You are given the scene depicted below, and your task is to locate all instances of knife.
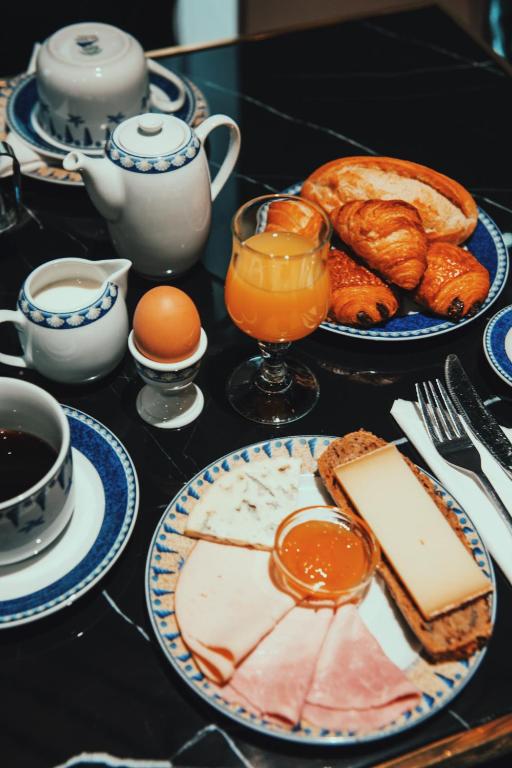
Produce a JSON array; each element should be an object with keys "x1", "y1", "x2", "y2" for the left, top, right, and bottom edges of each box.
[{"x1": 445, "y1": 354, "x2": 512, "y2": 482}]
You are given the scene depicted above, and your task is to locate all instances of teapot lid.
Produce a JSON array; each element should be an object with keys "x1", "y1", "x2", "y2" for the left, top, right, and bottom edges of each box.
[
  {"x1": 107, "y1": 114, "x2": 201, "y2": 173},
  {"x1": 45, "y1": 22, "x2": 135, "y2": 67},
  {"x1": 114, "y1": 114, "x2": 190, "y2": 157}
]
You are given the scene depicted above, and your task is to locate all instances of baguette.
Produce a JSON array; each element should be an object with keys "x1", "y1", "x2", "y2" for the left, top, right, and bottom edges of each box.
[
  {"x1": 317, "y1": 431, "x2": 493, "y2": 661},
  {"x1": 301, "y1": 156, "x2": 478, "y2": 245}
]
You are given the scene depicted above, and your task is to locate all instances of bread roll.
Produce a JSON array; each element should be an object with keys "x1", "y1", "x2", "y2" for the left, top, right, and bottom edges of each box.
[{"x1": 301, "y1": 156, "x2": 478, "y2": 244}]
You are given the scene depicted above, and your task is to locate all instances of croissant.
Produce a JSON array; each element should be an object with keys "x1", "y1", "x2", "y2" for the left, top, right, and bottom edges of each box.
[
  {"x1": 265, "y1": 198, "x2": 326, "y2": 241},
  {"x1": 328, "y1": 248, "x2": 399, "y2": 327},
  {"x1": 335, "y1": 199, "x2": 427, "y2": 290},
  {"x1": 414, "y1": 242, "x2": 490, "y2": 320},
  {"x1": 301, "y1": 156, "x2": 478, "y2": 244}
]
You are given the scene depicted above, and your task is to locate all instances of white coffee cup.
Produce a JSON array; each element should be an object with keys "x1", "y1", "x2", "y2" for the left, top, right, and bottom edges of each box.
[
  {"x1": 0, "y1": 378, "x2": 74, "y2": 565},
  {"x1": 35, "y1": 22, "x2": 185, "y2": 151}
]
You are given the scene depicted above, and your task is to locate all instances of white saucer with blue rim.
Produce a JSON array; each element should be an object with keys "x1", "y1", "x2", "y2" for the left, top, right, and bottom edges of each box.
[
  {"x1": 484, "y1": 305, "x2": 512, "y2": 387},
  {"x1": 6, "y1": 66, "x2": 198, "y2": 162},
  {"x1": 0, "y1": 406, "x2": 138, "y2": 628}
]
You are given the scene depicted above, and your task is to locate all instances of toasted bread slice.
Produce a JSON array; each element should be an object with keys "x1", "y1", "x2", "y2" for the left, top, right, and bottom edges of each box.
[{"x1": 317, "y1": 431, "x2": 493, "y2": 661}]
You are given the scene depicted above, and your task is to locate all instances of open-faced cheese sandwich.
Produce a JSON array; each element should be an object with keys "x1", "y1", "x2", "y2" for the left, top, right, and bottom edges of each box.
[{"x1": 317, "y1": 431, "x2": 493, "y2": 661}]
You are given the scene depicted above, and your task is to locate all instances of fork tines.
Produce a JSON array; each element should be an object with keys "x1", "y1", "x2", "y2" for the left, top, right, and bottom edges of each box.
[{"x1": 415, "y1": 379, "x2": 466, "y2": 444}]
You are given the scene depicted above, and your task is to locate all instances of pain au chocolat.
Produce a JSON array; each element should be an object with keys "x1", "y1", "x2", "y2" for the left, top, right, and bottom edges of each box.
[
  {"x1": 328, "y1": 248, "x2": 398, "y2": 326},
  {"x1": 301, "y1": 156, "x2": 478, "y2": 245},
  {"x1": 414, "y1": 241, "x2": 491, "y2": 320}
]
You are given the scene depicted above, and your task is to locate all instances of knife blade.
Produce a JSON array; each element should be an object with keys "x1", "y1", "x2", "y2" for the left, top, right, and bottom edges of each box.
[{"x1": 445, "y1": 353, "x2": 512, "y2": 481}]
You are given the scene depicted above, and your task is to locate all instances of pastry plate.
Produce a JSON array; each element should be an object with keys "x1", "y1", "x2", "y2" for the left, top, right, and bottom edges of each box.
[
  {"x1": 145, "y1": 435, "x2": 495, "y2": 746},
  {"x1": 284, "y1": 182, "x2": 509, "y2": 341},
  {"x1": 0, "y1": 70, "x2": 209, "y2": 186},
  {"x1": 484, "y1": 305, "x2": 512, "y2": 387},
  {"x1": 0, "y1": 406, "x2": 138, "y2": 628}
]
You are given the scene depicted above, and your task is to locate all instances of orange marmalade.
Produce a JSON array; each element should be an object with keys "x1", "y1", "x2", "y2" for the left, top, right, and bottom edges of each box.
[
  {"x1": 272, "y1": 506, "x2": 380, "y2": 605},
  {"x1": 280, "y1": 519, "x2": 368, "y2": 592}
]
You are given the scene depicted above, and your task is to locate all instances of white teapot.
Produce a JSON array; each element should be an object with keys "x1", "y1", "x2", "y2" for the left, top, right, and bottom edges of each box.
[{"x1": 63, "y1": 113, "x2": 241, "y2": 277}]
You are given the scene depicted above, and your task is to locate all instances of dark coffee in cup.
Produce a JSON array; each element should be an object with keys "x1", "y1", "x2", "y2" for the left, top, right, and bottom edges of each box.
[
  {"x1": 0, "y1": 429, "x2": 58, "y2": 503},
  {"x1": 0, "y1": 378, "x2": 74, "y2": 565}
]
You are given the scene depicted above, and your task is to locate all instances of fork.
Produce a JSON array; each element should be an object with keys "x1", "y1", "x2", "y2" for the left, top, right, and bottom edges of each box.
[{"x1": 415, "y1": 378, "x2": 512, "y2": 538}]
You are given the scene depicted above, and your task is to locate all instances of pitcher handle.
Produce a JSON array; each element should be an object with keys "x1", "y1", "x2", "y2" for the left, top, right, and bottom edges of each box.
[
  {"x1": 194, "y1": 115, "x2": 241, "y2": 202},
  {"x1": 0, "y1": 141, "x2": 22, "y2": 231},
  {"x1": 0, "y1": 310, "x2": 29, "y2": 368}
]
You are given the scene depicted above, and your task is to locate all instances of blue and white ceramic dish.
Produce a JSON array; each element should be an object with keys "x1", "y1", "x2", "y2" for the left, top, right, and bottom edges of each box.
[
  {"x1": 484, "y1": 305, "x2": 512, "y2": 387},
  {"x1": 146, "y1": 435, "x2": 495, "y2": 746},
  {"x1": 0, "y1": 406, "x2": 138, "y2": 628},
  {"x1": 284, "y1": 182, "x2": 508, "y2": 341},
  {"x1": 6, "y1": 70, "x2": 197, "y2": 161}
]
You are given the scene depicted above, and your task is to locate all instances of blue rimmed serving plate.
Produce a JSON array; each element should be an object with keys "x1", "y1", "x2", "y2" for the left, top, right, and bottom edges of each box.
[
  {"x1": 145, "y1": 435, "x2": 495, "y2": 746},
  {"x1": 0, "y1": 406, "x2": 139, "y2": 627},
  {"x1": 284, "y1": 182, "x2": 508, "y2": 341}
]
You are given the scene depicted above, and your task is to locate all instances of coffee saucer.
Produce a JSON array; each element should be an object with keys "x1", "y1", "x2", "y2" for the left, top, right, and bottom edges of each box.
[
  {"x1": 6, "y1": 66, "x2": 202, "y2": 162},
  {"x1": 484, "y1": 305, "x2": 512, "y2": 387},
  {"x1": 0, "y1": 406, "x2": 138, "y2": 628}
]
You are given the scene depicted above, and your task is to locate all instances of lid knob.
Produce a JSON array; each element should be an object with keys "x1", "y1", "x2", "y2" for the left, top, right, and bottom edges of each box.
[{"x1": 137, "y1": 116, "x2": 164, "y2": 136}]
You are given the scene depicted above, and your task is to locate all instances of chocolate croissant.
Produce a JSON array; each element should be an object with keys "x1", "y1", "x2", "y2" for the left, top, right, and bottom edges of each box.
[
  {"x1": 335, "y1": 199, "x2": 428, "y2": 290},
  {"x1": 265, "y1": 199, "x2": 325, "y2": 241},
  {"x1": 414, "y1": 242, "x2": 490, "y2": 320},
  {"x1": 328, "y1": 248, "x2": 398, "y2": 327}
]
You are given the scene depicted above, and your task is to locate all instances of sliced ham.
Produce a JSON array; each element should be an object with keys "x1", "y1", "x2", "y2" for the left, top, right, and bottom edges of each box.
[
  {"x1": 304, "y1": 604, "x2": 421, "y2": 732},
  {"x1": 220, "y1": 607, "x2": 333, "y2": 724},
  {"x1": 175, "y1": 541, "x2": 295, "y2": 683}
]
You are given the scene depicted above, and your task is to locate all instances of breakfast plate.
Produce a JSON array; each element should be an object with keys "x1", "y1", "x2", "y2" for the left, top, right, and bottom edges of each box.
[
  {"x1": 146, "y1": 435, "x2": 495, "y2": 745},
  {"x1": 0, "y1": 406, "x2": 138, "y2": 627},
  {"x1": 284, "y1": 182, "x2": 509, "y2": 341},
  {"x1": 0, "y1": 71, "x2": 209, "y2": 186},
  {"x1": 484, "y1": 305, "x2": 512, "y2": 387}
]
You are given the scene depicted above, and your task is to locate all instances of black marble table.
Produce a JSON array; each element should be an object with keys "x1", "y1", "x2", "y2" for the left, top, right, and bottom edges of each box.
[{"x1": 1, "y1": 5, "x2": 512, "y2": 767}]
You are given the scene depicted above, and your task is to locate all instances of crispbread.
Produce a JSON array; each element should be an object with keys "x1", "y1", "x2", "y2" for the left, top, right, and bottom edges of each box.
[
  {"x1": 185, "y1": 456, "x2": 300, "y2": 550},
  {"x1": 317, "y1": 431, "x2": 493, "y2": 661}
]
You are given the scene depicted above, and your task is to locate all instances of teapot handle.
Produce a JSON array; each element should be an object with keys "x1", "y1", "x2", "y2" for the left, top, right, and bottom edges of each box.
[
  {"x1": 194, "y1": 115, "x2": 241, "y2": 202},
  {"x1": 0, "y1": 310, "x2": 29, "y2": 368}
]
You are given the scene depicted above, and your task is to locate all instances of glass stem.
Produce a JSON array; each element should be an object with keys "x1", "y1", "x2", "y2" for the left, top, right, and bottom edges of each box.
[{"x1": 256, "y1": 342, "x2": 292, "y2": 394}]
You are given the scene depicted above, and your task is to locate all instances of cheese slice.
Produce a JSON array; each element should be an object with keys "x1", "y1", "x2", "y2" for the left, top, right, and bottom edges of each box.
[
  {"x1": 185, "y1": 456, "x2": 300, "y2": 549},
  {"x1": 335, "y1": 444, "x2": 491, "y2": 620}
]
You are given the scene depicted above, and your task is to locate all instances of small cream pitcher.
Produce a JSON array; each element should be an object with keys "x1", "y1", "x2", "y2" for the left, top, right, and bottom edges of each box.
[{"x1": 0, "y1": 257, "x2": 130, "y2": 383}]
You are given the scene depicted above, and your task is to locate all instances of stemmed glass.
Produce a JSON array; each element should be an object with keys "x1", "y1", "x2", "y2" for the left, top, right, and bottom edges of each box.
[{"x1": 225, "y1": 194, "x2": 331, "y2": 424}]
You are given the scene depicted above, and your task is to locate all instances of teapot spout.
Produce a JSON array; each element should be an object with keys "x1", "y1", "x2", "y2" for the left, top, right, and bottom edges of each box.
[
  {"x1": 96, "y1": 258, "x2": 131, "y2": 297},
  {"x1": 63, "y1": 151, "x2": 124, "y2": 222}
]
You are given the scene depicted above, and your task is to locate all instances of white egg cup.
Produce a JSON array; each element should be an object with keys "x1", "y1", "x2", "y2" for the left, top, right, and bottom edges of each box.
[{"x1": 128, "y1": 328, "x2": 207, "y2": 429}]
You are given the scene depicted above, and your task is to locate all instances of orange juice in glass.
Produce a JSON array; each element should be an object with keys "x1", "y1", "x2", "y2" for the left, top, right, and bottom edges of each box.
[{"x1": 225, "y1": 195, "x2": 331, "y2": 425}]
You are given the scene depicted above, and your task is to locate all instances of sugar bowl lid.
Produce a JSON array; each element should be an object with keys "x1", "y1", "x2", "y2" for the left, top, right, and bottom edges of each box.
[{"x1": 44, "y1": 22, "x2": 137, "y2": 66}]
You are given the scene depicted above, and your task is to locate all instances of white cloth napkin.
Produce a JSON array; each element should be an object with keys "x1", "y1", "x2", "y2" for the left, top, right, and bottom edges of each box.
[{"x1": 391, "y1": 398, "x2": 512, "y2": 584}]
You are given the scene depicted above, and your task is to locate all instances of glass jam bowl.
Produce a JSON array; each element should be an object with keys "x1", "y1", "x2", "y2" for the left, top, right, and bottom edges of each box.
[{"x1": 271, "y1": 505, "x2": 380, "y2": 607}]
